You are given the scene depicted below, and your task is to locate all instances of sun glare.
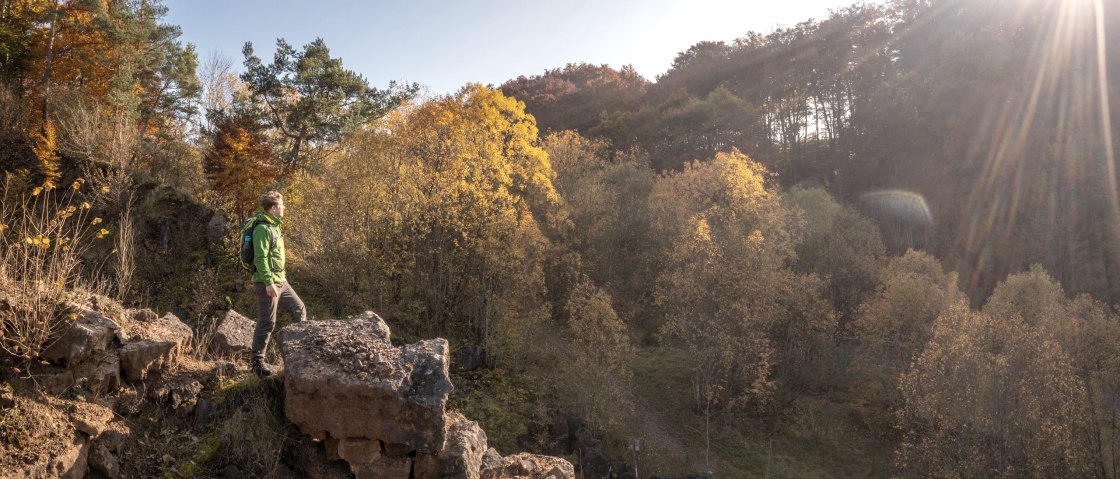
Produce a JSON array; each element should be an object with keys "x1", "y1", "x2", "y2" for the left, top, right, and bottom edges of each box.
[{"x1": 955, "y1": 0, "x2": 1113, "y2": 291}]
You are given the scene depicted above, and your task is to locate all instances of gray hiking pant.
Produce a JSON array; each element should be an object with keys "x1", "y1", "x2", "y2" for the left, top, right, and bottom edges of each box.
[{"x1": 252, "y1": 280, "x2": 306, "y2": 363}]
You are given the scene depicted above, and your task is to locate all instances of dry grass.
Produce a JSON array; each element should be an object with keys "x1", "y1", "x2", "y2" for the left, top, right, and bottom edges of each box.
[{"x1": 210, "y1": 374, "x2": 291, "y2": 476}]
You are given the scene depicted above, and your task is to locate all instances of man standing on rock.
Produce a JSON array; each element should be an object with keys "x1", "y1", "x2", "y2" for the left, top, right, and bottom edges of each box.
[{"x1": 251, "y1": 191, "x2": 305, "y2": 376}]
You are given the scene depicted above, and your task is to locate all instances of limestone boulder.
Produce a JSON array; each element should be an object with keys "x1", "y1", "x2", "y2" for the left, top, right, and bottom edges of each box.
[
  {"x1": 119, "y1": 313, "x2": 192, "y2": 381},
  {"x1": 480, "y1": 453, "x2": 575, "y2": 479},
  {"x1": 149, "y1": 377, "x2": 203, "y2": 411},
  {"x1": 280, "y1": 313, "x2": 453, "y2": 476},
  {"x1": 42, "y1": 306, "x2": 119, "y2": 366},
  {"x1": 211, "y1": 310, "x2": 254, "y2": 359},
  {"x1": 481, "y1": 448, "x2": 503, "y2": 471},
  {"x1": 414, "y1": 412, "x2": 489, "y2": 479}
]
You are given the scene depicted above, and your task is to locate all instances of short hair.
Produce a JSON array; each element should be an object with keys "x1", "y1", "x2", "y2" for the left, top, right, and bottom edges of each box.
[{"x1": 260, "y1": 191, "x2": 283, "y2": 211}]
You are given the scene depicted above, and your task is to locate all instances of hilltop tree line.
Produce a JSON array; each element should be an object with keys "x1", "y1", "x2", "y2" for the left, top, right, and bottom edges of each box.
[
  {"x1": 2, "y1": 0, "x2": 1120, "y2": 477},
  {"x1": 502, "y1": 0, "x2": 1120, "y2": 306}
]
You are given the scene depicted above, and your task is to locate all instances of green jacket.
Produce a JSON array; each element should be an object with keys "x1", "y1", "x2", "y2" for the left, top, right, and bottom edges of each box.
[{"x1": 251, "y1": 212, "x2": 286, "y2": 285}]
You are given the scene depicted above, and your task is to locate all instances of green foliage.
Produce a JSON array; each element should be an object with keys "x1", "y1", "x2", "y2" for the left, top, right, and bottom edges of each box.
[
  {"x1": 206, "y1": 375, "x2": 290, "y2": 476},
  {"x1": 449, "y1": 368, "x2": 540, "y2": 454},
  {"x1": 850, "y1": 250, "x2": 960, "y2": 406},
  {"x1": 542, "y1": 131, "x2": 657, "y2": 332},
  {"x1": 241, "y1": 37, "x2": 418, "y2": 173}
]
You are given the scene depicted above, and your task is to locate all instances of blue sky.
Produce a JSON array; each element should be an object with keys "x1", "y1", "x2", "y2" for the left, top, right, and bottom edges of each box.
[{"x1": 165, "y1": 0, "x2": 869, "y2": 95}]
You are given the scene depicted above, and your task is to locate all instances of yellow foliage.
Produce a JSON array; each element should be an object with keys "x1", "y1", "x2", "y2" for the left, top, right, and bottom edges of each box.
[
  {"x1": 30, "y1": 121, "x2": 61, "y2": 189},
  {"x1": 652, "y1": 149, "x2": 832, "y2": 411},
  {"x1": 289, "y1": 85, "x2": 558, "y2": 360}
]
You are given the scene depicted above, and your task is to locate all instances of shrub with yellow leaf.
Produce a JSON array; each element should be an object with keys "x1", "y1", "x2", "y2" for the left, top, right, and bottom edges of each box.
[{"x1": 0, "y1": 176, "x2": 107, "y2": 360}]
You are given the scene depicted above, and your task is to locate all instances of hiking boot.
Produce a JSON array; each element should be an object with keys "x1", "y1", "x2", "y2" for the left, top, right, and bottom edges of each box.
[{"x1": 251, "y1": 360, "x2": 274, "y2": 377}]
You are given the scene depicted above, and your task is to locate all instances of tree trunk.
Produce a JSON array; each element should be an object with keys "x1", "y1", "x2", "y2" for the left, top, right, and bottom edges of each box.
[
  {"x1": 40, "y1": 0, "x2": 60, "y2": 131},
  {"x1": 287, "y1": 124, "x2": 307, "y2": 173}
]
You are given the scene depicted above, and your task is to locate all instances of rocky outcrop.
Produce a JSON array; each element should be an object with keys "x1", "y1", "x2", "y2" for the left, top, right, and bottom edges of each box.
[
  {"x1": 211, "y1": 309, "x2": 254, "y2": 359},
  {"x1": 42, "y1": 305, "x2": 120, "y2": 366},
  {"x1": 281, "y1": 312, "x2": 454, "y2": 477},
  {"x1": 281, "y1": 312, "x2": 573, "y2": 479},
  {"x1": 119, "y1": 312, "x2": 192, "y2": 381},
  {"x1": 453, "y1": 344, "x2": 486, "y2": 372},
  {"x1": 481, "y1": 453, "x2": 576, "y2": 479},
  {"x1": 414, "y1": 412, "x2": 489, "y2": 479}
]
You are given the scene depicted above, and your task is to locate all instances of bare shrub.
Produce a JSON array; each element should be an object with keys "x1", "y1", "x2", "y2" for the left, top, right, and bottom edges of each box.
[
  {"x1": 52, "y1": 90, "x2": 113, "y2": 162},
  {"x1": 113, "y1": 198, "x2": 135, "y2": 299},
  {"x1": 0, "y1": 177, "x2": 109, "y2": 360}
]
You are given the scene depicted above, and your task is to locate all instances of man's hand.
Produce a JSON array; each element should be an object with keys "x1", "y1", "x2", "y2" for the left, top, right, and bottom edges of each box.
[{"x1": 266, "y1": 284, "x2": 279, "y2": 298}]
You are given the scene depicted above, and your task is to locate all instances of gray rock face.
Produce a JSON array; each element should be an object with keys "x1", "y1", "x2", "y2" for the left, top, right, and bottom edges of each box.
[
  {"x1": 480, "y1": 453, "x2": 575, "y2": 479},
  {"x1": 42, "y1": 306, "x2": 119, "y2": 366},
  {"x1": 119, "y1": 313, "x2": 192, "y2": 381},
  {"x1": 281, "y1": 313, "x2": 454, "y2": 477},
  {"x1": 73, "y1": 352, "x2": 120, "y2": 396},
  {"x1": 414, "y1": 412, "x2": 489, "y2": 479},
  {"x1": 481, "y1": 448, "x2": 503, "y2": 471},
  {"x1": 211, "y1": 310, "x2": 254, "y2": 359},
  {"x1": 149, "y1": 378, "x2": 203, "y2": 411}
]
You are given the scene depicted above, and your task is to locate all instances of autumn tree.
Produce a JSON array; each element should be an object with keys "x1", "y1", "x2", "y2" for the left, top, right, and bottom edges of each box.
[
  {"x1": 652, "y1": 149, "x2": 834, "y2": 411},
  {"x1": 785, "y1": 186, "x2": 885, "y2": 326},
  {"x1": 542, "y1": 131, "x2": 657, "y2": 330},
  {"x1": 202, "y1": 114, "x2": 279, "y2": 219},
  {"x1": 288, "y1": 85, "x2": 559, "y2": 364},
  {"x1": 501, "y1": 62, "x2": 648, "y2": 137},
  {"x1": 897, "y1": 304, "x2": 1093, "y2": 478},
  {"x1": 1049, "y1": 295, "x2": 1120, "y2": 477},
  {"x1": 241, "y1": 37, "x2": 417, "y2": 174},
  {"x1": 981, "y1": 263, "x2": 1066, "y2": 328},
  {"x1": 850, "y1": 250, "x2": 960, "y2": 406}
]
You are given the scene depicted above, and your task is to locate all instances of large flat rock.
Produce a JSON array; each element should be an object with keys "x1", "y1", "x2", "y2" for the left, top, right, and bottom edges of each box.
[{"x1": 280, "y1": 313, "x2": 454, "y2": 475}]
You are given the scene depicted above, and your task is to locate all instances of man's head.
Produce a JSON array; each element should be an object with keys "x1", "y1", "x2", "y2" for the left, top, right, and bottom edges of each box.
[{"x1": 260, "y1": 191, "x2": 285, "y2": 218}]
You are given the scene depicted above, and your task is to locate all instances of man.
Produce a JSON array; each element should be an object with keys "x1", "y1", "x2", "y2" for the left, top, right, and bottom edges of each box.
[{"x1": 250, "y1": 191, "x2": 305, "y2": 376}]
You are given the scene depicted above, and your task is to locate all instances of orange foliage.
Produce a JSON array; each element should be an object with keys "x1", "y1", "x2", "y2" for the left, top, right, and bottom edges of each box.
[{"x1": 203, "y1": 116, "x2": 279, "y2": 218}]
